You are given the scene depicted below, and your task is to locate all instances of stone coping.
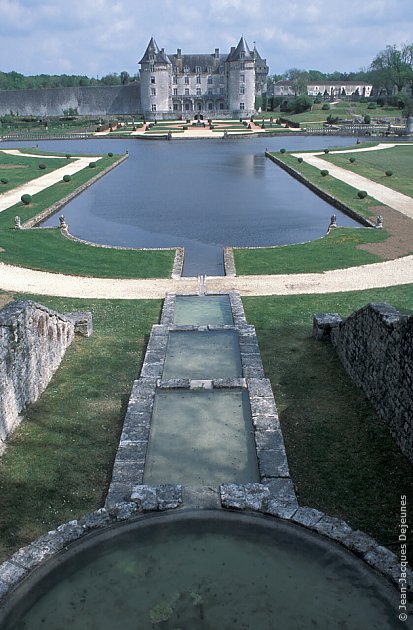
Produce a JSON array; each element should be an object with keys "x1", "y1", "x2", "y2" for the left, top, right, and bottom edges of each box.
[{"x1": 0, "y1": 494, "x2": 411, "y2": 608}]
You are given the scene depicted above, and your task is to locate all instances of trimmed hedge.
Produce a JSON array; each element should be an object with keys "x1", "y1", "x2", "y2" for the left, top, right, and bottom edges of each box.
[
  {"x1": 89, "y1": 162, "x2": 97, "y2": 168},
  {"x1": 38, "y1": 163, "x2": 46, "y2": 170},
  {"x1": 385, "y1": 170, "x2": 393, "y2": 176},
  {"x1": 21, "y1": 194, "x2": 32, "y2": 205},
  {"x1": 1, "y1": 177, "x2": 9, "y2": 184},
  {"x1": 63, "y1": 174, "x2": 72, "y2": 182},
  {"x1": 320, "y1": 169, "x2": 329, "y2": 177},
  {"x1": 357, "y1": 190, "x2": 368, "y2": 199}
]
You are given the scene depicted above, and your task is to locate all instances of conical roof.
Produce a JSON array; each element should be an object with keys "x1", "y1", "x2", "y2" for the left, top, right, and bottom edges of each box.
[
  {"x1": 226, "y1": 36, "x2": 253, "y2": 62},
  {"x1": 139, "y1": 37, "x2": 171, "y2": 64}
]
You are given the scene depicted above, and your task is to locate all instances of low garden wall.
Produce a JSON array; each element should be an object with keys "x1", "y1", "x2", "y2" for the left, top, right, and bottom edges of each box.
[
  {"x1": 0, "y1": 300, "x2": 92, "y2": 453},
  {"x1": 313, "y1": 303, "x2": 413, "y2": 463}
]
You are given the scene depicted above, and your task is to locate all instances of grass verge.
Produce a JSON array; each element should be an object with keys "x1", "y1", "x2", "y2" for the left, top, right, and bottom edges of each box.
[
  {"x1": 0, "y1": 293, "x2": 162, "y2": 563},
  {"x1": 243, "y1": 284, "x2": 413, "y2": 562},
  {"x1": 234, "y1": 227, "x2": 387, "y2": 275},
  {"x1": 0, "y1": 150, "x2": 175, "y2": 278}
]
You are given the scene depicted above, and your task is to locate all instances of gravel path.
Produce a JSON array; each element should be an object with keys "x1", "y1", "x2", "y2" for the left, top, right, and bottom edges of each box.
[{"x1": 1, "y1": 256, "x2": 412, "y2": 298}]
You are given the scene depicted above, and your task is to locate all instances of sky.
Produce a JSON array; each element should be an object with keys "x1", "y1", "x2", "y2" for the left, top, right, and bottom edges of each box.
[{"x1": 1, "y1": 0, "x2": 413, "y2": 78}]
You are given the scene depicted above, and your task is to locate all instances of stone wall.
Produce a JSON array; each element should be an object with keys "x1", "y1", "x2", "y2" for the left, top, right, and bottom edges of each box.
[
  {"x1": 0, "y1": 300, "x2": 92, "y2": 453},
  {"x1": 0, "y1": 84, "x2": 141, "y2": 117},
  {"x1": 314, "y1": 303, "x2": 413, "y2": 462}
]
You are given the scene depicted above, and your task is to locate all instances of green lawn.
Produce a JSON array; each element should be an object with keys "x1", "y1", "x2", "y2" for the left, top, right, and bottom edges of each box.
[
  {"x1": 0, "y1": 149, "x2": 75, "y2": 192},
  {"x1": 0, "y1": 150, "x2": 175, "y2": 278},
  {"x1": 234, "y1": 227, "x2": 386, "y2": 275},
  {"x1": 322, "y1": 144, "x2": 413, "y2": 197},
  {"x1": 264, "y1": 101, "x2": 403, "y2": 125},
  {"x1": 0, "y1": 294, "x2": 162, "y2": 563},
  {"x1": 243, "y1": 284, "x2": 413, "y2": 562}
]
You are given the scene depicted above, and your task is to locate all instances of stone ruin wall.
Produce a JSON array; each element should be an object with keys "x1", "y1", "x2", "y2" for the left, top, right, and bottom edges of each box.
[
  {"x1": 0, "y1": 300, "x2": 92, "y2": 453},
  {"x1": 315, "y1": 303, "x2": 413, "y2": 463}
]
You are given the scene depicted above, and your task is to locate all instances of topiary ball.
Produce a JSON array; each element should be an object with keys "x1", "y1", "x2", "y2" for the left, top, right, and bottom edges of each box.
[
  {"x1": 324, "y1": 149, "x2": 329, "y2": 154},
  {"x1": 297, "y1": 157, "x2": 303, "y2": 163},
  {"x1": 385, "y1": 170, "x2": 393, "y2": 176},
  {"x1": 21, "y1": 194, "x2": 32, "y2": 205},
  {"x1": 357, "y1": 190, "x2": 368, "y2": 199},
  {"x1": 108, "y1": 152, "x2": 113, "y2": 157},
  {"x1": 280, "y1": 148, "x2": 286, "y2": 153},
  {"x1": 1, "y1": 177, "x2": 9, "y2": 184},
  {"x1": 63, "y1": 174, "x2": 71, "y2": 182},
  {"x1": 66, "y1": 154, "x2": 71, "y2": 159},
  {"x1": 349, "y1": 157, "x2": 356, "y2": 163},
  {"x1": 320, "y1": 169, "x2": 329, "y2": 177},
  {"x1": 89, "y1": 162, "x2": 97, "y2": 168},
  {"x1": 38, "y1": 163, "x2": 46, "y2": 169}
]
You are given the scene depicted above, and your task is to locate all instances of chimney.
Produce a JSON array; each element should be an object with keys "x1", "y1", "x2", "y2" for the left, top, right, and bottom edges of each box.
[
  {"x1": 215, "y1": 48, "x2": 219, "y2": 58},
  {"x1": 230, "y1": 47, "x2": 235, "y2": 54},
  {"x1": 177, "y1": 48, "x2": 182, "y2": 58}
]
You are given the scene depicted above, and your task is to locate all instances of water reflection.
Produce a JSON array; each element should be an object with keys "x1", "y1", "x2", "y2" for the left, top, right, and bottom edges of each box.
[{"x1": 1, "y1": 136, "x2": 361, "y2": 275}]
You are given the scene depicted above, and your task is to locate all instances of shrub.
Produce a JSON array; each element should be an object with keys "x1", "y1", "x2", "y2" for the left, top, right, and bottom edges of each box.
[
  {"x1": 182, "y1": 126, "x2": 188, "y2": 130},
  {"x1": 367, "y1": 102, "x2": 377, "y2": 109},
  {"x1": 385, "y1": 170, "x2": 393, "y2": 176},
  {"x1": 324, "y1": 149, "x2": 329, "y2": 154},
  {"x1": 108, "y1": 152, "x2": 113, "y2": 157},
  {"x1": 63, "y1": 174, "x2": 71, "y2": 182},
  {"x1": 349, "y1": 157, "x2": 356, "y2": 163},
  {"x1": 297, "y1": 157, "x2": 303, "y2": 163},
  {"x1": 363, "y1": 114, "x2": 371, "y2": 124},
  {"x1": 357, "y1": 190, "x2": 368, "y2": 199},
  {"x1": 322, "y1": 103, "x2": 330, "y2": 110},
  {"x1": 1, "y1": 177, "x2": 9, "y2": 184},
  {"x1": 38, "y1": 163, "x2": 46, "y2": 170},
  {"x1": 320, "y1": 169, "x2": 329, "y2": 177},
  {"x1": 21, "y1": 194, "x2": 32, "y2": 204},
  {"x1": 280, "y1": 148, "x2": 286, "y2": 153},
  {"x1": 65, "y1": 154, "x2": 71, "y2": 159},
  {"x1": 89, "y1": 162, "x2": 97, "y2": 168}
]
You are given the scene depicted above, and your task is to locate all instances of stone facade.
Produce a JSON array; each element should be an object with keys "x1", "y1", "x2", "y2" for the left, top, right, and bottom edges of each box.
[
  {"x1": 139, "y1": 36, "x2": 268, "y2": 119},
  {"x1": 0, "y1": 301, "x2": 92, "y2": 453},
  {"x1": 270, "y1": 80, "x2": 373, "y2": 98},
  {"x1": 313, "y1": 303, "x2": 413, "y2": 463}
]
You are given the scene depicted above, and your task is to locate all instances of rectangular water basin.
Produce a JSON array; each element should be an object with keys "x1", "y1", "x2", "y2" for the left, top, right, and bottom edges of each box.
[
  {"x1": 143, "y1": 388, "x2": 259, "y2": 485},
  {"x1": 162, "y1": 330, "x2": 242, "y2": 379},
  {"x1": 174, "y1": 295, "x2": 234, "y2": 326}
]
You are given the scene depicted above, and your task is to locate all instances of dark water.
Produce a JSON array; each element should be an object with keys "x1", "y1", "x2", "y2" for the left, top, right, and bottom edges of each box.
[{"x1": 2, "y1": 136, "x2": 360, "y2": 275}]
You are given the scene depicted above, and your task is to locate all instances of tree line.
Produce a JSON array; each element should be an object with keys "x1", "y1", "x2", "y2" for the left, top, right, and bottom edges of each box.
[{"x1": 0, "y1": 70, "x2": 139, "y2": 91}]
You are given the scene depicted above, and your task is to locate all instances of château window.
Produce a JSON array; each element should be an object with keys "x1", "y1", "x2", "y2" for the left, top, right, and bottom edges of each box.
[
  {"x1": 151, "y1": 88, "x2": 156, "y2": 95},
  {"x1": 219, "y1": 66, "x2": 224, "y2": 74},
  {"x1": 240, "y1": 86, "x2": 245, "y2": 94},
  {"x1": 173, "y1": 75, "x2": 177, "y2": 84},
  {"x1": 240, "y1": 52, "x2": 245, "y2": 59},
  {"x1": 151, "y1": 104, "x2": 157, "y2": 111},
  {"x1": 207, "y1": 76, "x2": 213, "y2": 84},
  {"x1": 207, "y1": 66, "x2": 212, "y2": 73},
  {"x1": 150, "y1": 64, "x2": 155, "y2": 72},
  {"x1": 208, "y1": 89, "x2": 213, "y2": 95},
  {"x1": 196, "y1": 88, "x2": 201, "y2": 96},
  {"x1": 220, "y1": 87, "x2": 224, "y2": 95},
  {"x1": 184, "y1": 65, "x2": 189, "y2": 72},
  {"x1": 240, "y1": 62, "x2": 245, "y2": 71},
  {"x1": 185, "y1": 88, "x2": 189, "y2": 96},
  {"x1": 196, "y1": 75, "x2": 201, "y2": 84},
  {"x1": 151, "y1": 76, "x2": 156, "y2": 84},
  {"x1": 208, "y1": 102, "x2": 213, "y2": 110},
  {"x1": 195, "y1": 66, "x2": 201, "y2": 73},
  {"x1": 239, "y1": 102, "x2": 245, "y2": 110},
  {"x1": 184, "y1": 75, "x2": 189, "y2": 84},
  {"x1": 240, "y1": 74, "x2": 245, "y2": 83},
  {"x1": 149, "y1": 54, "x2": 154, "y2": 61},
  {"x1": 173, "y1": 88, "x2": 178, "y2": 95}
]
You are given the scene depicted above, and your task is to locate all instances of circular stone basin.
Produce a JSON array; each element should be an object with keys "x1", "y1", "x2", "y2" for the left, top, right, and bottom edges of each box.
[{"x1": 0, "y1": 511, "x2": 401, "y2": 629}]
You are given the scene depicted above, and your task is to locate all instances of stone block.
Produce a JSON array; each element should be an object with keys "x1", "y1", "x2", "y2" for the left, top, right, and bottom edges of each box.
[
  {"x1": 157, "y1": 484, "x2": 182, "y2": 510},
  {"x1": 78, "y1": 508, "x2": 112, "y2": 530},
  {"x1": 264, "y1": 478, "x2": 297, "y2": 505},
  {"x1": 313, "y1": 515, "x2": 353, "y2": 543},
  {"x1": 313, "y1": 313, "x2": 342, "y2": 340},
  {"x1": 244, "y1": 483, "x2": 270, "y2": 511},
  {"x1": 64, "y1": 311, "x2": 93, "y2": 337},
  {"x1": 254, "y1": 429, "x2": 284, "y2": 451},
  {"x1": 131, "y1": 485, "x2": 158, "y2": 511},
  {"x1": 252, "y1": 414, "x2": 280, "y2": 430},
  {"x1": 257, "y1": 450, "x2": 290, "y2": 478},
  {"x1": 266, "y1": 499, "x2": 297, "y2": 519},
  {"x1": 220, "y1": 483, "x2": 246, "y2": 510},
  {"x1": 56, "y1": 520, "x2": 85, "y2": 544},
  {"x1": 291, "y1": 507, "x2": 324, "y2": 528}
]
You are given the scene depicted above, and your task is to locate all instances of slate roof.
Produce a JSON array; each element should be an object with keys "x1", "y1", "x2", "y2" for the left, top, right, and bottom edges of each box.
[{"x1": 139, "y1": 37, "x2": 171, "y2": 64}]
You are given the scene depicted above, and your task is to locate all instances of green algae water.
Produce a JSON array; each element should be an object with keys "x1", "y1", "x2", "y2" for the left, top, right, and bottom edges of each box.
[
  {"x1": 1, "y1": 512, "x2": 404, "y2": 630},
  {"x1": 144, "y1": 388, "x2": 258, "y2": 485},
  {"x1": 162, "y1": 330, "x2": 242, "y2": 379},
  {"x1": 174, "y1": 295, "x2": 233, "y2": 325}
]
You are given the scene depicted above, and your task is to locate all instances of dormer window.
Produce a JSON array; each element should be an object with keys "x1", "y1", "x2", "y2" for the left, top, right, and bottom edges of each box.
[
  {"x1": 149, "y1": 53, "x2": 154, "y2": 61},
  {"x1": 240, "y1": 62, "x2": 245, "y2": 71},
  {"x1": 195, "y1": 66, "x2": 201, "y2": 73},
  {"x1": 240, "y1": 51, "x2": 245, "y2": 59},
  {"x1": 184, "y1": 65, "x2": 189, "y2": 72},
  {"x1": 207, "y1": 66, "x2": 212, "y2": 73},
  {"x1": 150, "y1": 64, "x2": 155, "y2": 72}
]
